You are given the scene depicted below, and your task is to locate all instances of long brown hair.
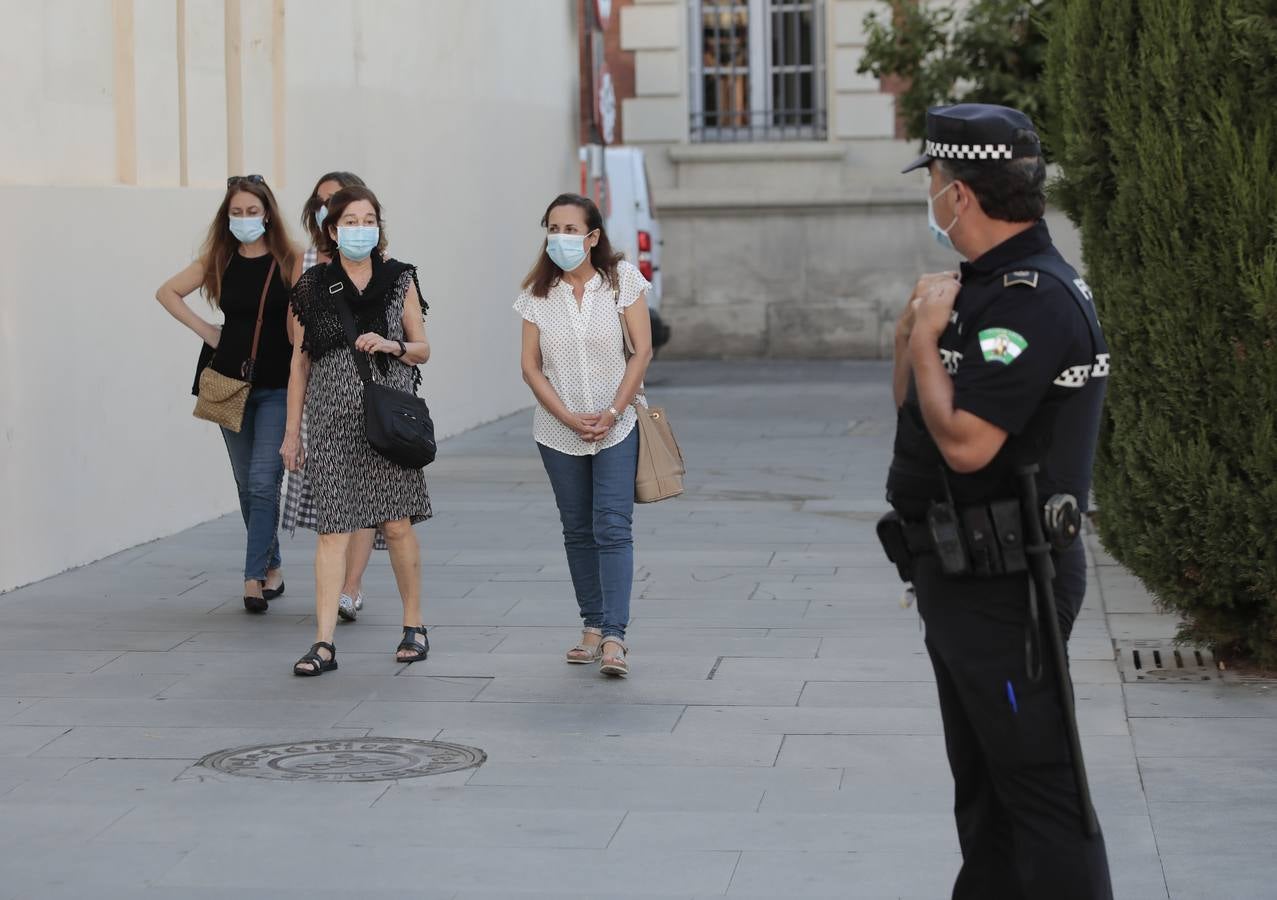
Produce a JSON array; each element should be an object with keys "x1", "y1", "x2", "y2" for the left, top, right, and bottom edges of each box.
[
  {"x1": 300, "y1": 170, "x2": 366, "y2": 249},
  {"x1": 521, "y1": 193, "x2": 624, "y2": 298},
  {"x1": 198, "y1": 176, "x2": 296, "y2": 305},
  {"x1": 318, "y1": 185, "x2": 389, "y2": 259}
]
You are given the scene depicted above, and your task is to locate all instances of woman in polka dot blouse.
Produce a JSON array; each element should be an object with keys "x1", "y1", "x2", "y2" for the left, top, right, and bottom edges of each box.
[{"x1": 514, "y1": 194, "x2": 654, "y2": 678}]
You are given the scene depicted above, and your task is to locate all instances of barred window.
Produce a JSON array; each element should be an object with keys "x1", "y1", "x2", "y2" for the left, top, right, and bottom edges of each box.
[{"x1": 690, "y1": 0, "x2": 826, "y2": 142}]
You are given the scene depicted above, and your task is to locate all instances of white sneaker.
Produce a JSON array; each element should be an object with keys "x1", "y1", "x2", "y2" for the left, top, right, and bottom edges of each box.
[
  {"x1": 338, "y1": 593, "x2": 359, "y2": 622},
  {"x1": 354, "y1": 591, "x2": 364, "y2": 612}
]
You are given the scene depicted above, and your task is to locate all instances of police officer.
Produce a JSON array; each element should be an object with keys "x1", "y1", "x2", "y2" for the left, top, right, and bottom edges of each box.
[{"x1": 886, "y1": 104, "x2": 1113, "y2": 899}]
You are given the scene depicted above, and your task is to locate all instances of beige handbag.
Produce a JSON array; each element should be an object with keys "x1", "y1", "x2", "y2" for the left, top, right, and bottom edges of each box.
[
  {"x1": 193, "y1": 258, "x2": 278, "y2": 432},
  {"x1": 618, "y1": 298, "x2": 685, "y2": 503}
]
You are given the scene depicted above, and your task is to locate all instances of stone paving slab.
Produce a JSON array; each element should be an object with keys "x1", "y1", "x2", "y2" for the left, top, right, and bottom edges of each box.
[{"x1": 0, "y1": 360, "x2": 1271, "y2": 896}]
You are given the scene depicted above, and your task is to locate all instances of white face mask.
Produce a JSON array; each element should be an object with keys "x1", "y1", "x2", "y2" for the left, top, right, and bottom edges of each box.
[
  {"x1": 546, "y1": 231, "x2": 594, "y2": 272},
  {"x1": 927, "y1": 181, "x2": 960, "y2": 251},
  {"x1": 229, "y1": 215, "x2": 266, "y2": 244}
]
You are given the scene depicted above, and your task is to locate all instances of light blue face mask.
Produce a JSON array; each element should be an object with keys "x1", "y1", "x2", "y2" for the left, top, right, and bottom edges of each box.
[
  {"x1": 229, "y1": 215, "x2": 266, "y2": 244},
  {"x1": 336, "y1": 225, "x2": 379, "y2": 261},
  {"x1": 314, "y1": 205, "x2": 328, "y2": 229},
  {"x1": 927, "y1": 182, "x2": 959, "y2": 252},
  {"x1": 546, "y1": 232, "x2": 594, "y2": 272}
]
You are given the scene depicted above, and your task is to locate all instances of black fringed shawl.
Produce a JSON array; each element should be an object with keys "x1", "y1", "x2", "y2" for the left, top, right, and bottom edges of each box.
[{"x1": 291, "y1": 254, "x2": 427, "y2": 387}]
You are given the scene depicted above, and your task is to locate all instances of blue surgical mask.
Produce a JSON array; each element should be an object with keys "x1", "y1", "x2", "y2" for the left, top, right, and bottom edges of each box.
[
  {"x1": 314, "y1": 205, "x2": 328, "y2": 229},
  {"x1": 927, "y1": 182, "x2": 959, "y2": 251},
  {"x1": 546, "y1": 232, "x2": 592, "y2": 272},
  {"x1": 229, "y1": 215, "x2": 266, "y2": 244},
  {"x1": 337, "y1": 225, "x2": 379, "y2": 261}
]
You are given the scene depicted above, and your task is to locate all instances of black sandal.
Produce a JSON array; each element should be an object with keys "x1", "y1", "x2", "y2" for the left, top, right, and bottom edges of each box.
[
  {"x1": 293, "y1": 641, "x2": 337, "y2": 677},
  {"x1": 263, "y1": 580, "x2": 285, "y2": 600},
  {"x1": 396, "y1": 626, "x2": 429, "y2": 663}
]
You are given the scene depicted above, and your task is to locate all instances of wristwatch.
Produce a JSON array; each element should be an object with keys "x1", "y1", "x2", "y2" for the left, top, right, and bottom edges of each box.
[
  {"x1": 608, "y1": 406, "x2": 620, "y2": 420},
  {"x1": 394, "y1": 339, "x2": 407, "y2": 358}
]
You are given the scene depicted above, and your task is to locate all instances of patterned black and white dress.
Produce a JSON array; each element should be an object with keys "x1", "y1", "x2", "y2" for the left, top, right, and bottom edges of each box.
[
  {"x1": 282, "y1": 248, "x2": 388, "y2": 547},
  {"x1": 292, "y1": 261, "x2": 431, "y2": 534}
]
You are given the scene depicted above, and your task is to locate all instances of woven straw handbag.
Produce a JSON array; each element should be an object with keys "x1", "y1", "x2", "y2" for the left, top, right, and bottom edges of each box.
[
  {"x1": 193, "y1": 258, "x2": 277, "y2": 433},
  {"x1": 618, "y1": 292, "x2": 685, "y2": 503}
]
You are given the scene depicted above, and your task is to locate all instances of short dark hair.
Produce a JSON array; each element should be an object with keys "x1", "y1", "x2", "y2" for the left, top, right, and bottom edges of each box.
[
  {"x1": 938, "y1": 146, "x2": 1046, "y2": 223},
  {"x1": 320, "y1": 185, "x2": 388, "y2": 258}
]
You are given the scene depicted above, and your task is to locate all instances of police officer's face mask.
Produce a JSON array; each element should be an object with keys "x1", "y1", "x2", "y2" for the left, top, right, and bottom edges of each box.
[{"x1": 928, "y1": 181, "x2": 960, "y2": 252}]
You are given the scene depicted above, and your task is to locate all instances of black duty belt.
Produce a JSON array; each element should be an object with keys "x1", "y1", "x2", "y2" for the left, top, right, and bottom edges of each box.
[{"x1": 879, "y1": 498, "x2": 1029, "y2": 580}]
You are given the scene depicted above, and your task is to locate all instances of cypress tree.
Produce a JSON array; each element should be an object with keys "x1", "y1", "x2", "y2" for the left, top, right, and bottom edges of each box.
[{"x1": 1047, "y1": 0, "x2": 1277, "y2": 664}]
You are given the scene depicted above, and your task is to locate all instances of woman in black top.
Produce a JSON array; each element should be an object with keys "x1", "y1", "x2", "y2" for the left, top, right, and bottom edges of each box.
[{"x1": 156, "y1": 176, "x2": 298, "y2": 613}]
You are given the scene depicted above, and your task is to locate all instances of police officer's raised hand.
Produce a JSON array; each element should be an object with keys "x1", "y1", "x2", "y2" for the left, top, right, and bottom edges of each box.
[
  {"x1": 898, "y1": 272, "x2": 960, "y2": 344},
  {"x1": 911, "y1": 275, "x2": 962, "y2": 343}
]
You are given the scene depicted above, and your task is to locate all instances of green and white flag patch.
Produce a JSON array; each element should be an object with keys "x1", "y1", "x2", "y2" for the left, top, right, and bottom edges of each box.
[{"x1": 978, "y1": 328, "x2": 1027, "y2": 365}]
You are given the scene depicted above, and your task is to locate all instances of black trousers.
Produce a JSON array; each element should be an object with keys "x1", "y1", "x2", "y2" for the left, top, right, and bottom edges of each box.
[{"x1": 914, "y1": 541, "x2": 1114, "y2": 900}]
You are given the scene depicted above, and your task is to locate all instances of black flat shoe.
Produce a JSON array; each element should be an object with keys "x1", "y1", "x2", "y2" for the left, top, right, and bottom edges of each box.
[
  {"x1": 293, "y1": 641, "x2": 337, "y2": 676},
  {"x1": 396, "y1": 626, "x2": 429, "y2": 663},
  {"x1": 263, "y1": 581, "x2": 285, "y2": 600},
  {"x1": 243, "y1": 594, "x2": 268, "y2": 614}
]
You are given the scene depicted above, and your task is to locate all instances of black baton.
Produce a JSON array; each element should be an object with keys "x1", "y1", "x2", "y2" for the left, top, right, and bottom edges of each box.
[{"x1": 1017, "y1": 464, "x2": 1101, "y2": 838}]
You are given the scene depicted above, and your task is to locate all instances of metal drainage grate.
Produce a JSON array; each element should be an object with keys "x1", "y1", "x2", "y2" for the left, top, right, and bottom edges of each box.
[
  {"x1": 1115, "y1": 640, "x2": 1218, "y2": 683},
  {"x1": 199, "y1": 738, "x2": 486, "y2": 783}
]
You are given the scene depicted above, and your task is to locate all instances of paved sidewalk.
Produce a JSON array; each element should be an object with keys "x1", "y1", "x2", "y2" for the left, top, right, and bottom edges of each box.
[{"x1": 0, "y1": 361, "x2": 1273, "y2": 898}]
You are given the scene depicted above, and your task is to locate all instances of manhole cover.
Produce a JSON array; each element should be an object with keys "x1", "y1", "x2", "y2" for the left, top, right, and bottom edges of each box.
[
  {"x1": 1115, "y1": 640, "x2": 1218, "y2": 683},
  {"x1": 198, "y1": 738, "x2": 486, "y2": 782}
]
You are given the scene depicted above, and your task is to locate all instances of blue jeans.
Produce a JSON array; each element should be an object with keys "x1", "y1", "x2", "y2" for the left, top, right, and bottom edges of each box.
[
  {"x1": 537, "y1": 428, "x2": 639, "y2": 640},
  {"x1": 221, "y1": 387, "x2": 287, "y2": 581}
]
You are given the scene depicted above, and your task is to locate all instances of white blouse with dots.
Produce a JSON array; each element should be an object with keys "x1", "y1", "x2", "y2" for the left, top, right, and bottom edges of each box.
[{"x1": 514, "y1": 260, "x2": 652, "y2": 456}]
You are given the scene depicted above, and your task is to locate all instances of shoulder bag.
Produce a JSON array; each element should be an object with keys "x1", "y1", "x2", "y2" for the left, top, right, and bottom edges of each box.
[
  {"x1": 192, "y1": 258, "x2": 277, "y2": 432},
  {"x1": 332, "y1": 285, "x2": 437, "y2": 469},
  {"x1": 616, "y1": 284, "x2": 685, "y2": 503}
]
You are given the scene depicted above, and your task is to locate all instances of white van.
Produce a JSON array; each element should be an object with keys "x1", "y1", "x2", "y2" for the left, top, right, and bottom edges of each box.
[{"x1": 604, "y1": 146, "x2": 670, "y2": 349}]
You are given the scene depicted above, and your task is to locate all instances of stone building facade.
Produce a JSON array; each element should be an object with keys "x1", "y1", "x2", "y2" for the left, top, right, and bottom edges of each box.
[{"x1": 591, "y1": 0, "x2": 972, "y2": 358}]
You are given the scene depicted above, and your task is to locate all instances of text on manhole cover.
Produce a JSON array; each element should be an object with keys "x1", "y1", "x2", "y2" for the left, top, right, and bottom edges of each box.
[{"x1": 198, "y1": 738, "x2": 486, "y2": 782}]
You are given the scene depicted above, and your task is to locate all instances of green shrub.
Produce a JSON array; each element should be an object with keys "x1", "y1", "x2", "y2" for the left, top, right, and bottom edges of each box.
[
  {"x1": 858, "y1": 0, "x2": 1052, "y2": 143},
  {"x1": 1047, "y1": 0, "x2": 1277, "y2": 664}
]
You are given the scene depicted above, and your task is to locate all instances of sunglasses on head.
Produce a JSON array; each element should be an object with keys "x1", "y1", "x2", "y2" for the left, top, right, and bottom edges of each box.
[{"x1": 227, "y1": 174, "x2": 265, "y2": 188}]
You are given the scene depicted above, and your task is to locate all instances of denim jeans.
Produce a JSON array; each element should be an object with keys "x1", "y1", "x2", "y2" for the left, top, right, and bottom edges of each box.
[
  {"x1": 537, "y1": 428, "x2": 639, "y2": 640},
  {"x1": 221, "y1": 387, "x2": 287, "y2": 581}
]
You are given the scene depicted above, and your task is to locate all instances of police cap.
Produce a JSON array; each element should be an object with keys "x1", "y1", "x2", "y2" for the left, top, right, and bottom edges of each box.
[{"x1": 902, "y1": 103, "x2": 1042, "y2": 174}]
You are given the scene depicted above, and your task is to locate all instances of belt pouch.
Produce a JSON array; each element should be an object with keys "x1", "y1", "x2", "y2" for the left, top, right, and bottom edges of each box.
[
  {"x1": 876, "y1": 512, "x2": 915, "y2": 582},
  {"x1": 989, "y1": 499, "x2": 1028, "y2": 573},
  {"x1": 961, "y1": 505, "x2": 1002, "y2": 577}
]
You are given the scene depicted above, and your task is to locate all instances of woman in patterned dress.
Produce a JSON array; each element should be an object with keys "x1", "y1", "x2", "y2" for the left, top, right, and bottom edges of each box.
[
  {"x1": 282, "y1": 170, "x2": 383, "y2": 623},
  {"x1": 281, "y1": 185, "x2": 433, "y2": 676},
  {"x1": 515, "y1": 194, "x2": 654, "y2": 678}
]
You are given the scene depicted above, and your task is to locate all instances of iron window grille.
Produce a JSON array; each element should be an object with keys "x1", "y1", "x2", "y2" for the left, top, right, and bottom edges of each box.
[{"x1": 689, "y1": 0, "x2": 827, "y2": 142}]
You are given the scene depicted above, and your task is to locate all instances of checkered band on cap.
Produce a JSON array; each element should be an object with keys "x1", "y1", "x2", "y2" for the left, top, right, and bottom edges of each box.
[{"x1": 925, "y1": 140, "x2": 1014, "y2": 161}]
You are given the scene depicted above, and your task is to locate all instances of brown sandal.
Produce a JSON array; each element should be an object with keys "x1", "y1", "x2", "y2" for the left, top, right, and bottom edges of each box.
[
  {"x1": 599, "y1": 638, "x2": 629, "y2": 677},
  {"x1": 566, "y1": 627, "x2": 604, "y2": 664}
]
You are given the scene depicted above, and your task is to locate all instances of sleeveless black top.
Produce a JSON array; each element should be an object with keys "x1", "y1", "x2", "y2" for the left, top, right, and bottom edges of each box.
[{"x1": 211, "y1": 251, "x2": 292, "y2": 390}]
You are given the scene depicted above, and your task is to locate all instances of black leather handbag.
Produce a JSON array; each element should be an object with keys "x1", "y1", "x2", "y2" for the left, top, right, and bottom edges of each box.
[{"x1": 333, "y1": 292, "x2": 436, "y2": 469}]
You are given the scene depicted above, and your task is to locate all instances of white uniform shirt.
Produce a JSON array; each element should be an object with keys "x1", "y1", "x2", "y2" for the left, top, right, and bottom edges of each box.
[{"x1": 514, "y1": 260, "x2": 652, "y2": 456}]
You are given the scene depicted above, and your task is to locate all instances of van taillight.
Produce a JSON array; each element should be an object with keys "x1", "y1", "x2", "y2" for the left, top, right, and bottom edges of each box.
[{"x1": 638, "y1": 230, "x2": 653, "y2": 280}]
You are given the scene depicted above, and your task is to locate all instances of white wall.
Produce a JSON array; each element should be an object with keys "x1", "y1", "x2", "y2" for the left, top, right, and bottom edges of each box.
[{"x1": 0, "y1": 0, "x2": 580, "y2": 592}]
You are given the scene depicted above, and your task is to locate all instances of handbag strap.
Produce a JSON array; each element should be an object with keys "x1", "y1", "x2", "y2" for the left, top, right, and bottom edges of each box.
[
  {"x1": 332, "y1": 282, "x2": 376, "y2": 385},
  {"x1": 242, "y1": 258, "x2": 279, "y2": 382},
  {"x1": 615, "y1": 284, "x2": 636, "y2": 358},
  {"x1": 614, "y1": 282, "x2": 645, "y2": 408}
]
